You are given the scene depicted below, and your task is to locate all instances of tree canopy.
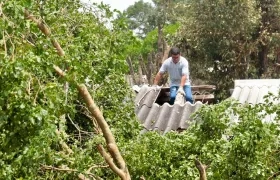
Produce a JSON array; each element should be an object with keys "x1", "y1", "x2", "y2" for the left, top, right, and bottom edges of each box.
[{"x1": 124, "y1": 0, "x2": 156, "y2": 38}]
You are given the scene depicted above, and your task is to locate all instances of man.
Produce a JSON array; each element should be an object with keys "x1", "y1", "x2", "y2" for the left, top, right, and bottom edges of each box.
[{"x1": 153, "y1": 47, "x2": 193, "y2": 104}]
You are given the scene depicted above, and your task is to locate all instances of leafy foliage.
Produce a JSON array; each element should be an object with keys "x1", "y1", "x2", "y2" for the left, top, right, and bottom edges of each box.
[
  {"x1": 124, "y1": 98, "x2": 280, "y2": 180},
  {"x1": 0, "y1": 0, "x2": 140, "y2": 179},
  {"x1": 124, "y1": 0, "x2": 156, "y2": 38},
  {"x1": 176, "y1": 0, "x2": 261, "y2": 99}
]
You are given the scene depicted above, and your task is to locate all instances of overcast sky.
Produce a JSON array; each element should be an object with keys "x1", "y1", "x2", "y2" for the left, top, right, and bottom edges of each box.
[{"x1": 81, "y1": 0, "x2": 153, "y2": 12}]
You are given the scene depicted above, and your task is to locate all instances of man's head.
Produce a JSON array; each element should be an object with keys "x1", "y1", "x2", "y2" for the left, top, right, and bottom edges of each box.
[{"x1": 170, "y1": 47, "x2": 180, "y2": 63}]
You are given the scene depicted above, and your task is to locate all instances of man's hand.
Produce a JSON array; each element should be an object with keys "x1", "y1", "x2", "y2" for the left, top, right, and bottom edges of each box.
[
  {"x1": 177, "y1": 86, "x2": 185, "y2": 96},
  {"x1": 152, "y1": 84, "x2": 162, "y2": 91}
]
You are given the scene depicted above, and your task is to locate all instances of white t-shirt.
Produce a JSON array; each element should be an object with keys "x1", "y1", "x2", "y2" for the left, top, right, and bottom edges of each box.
[{"x1": 159, "y1": 56, "x2": 190, "y2": 86}]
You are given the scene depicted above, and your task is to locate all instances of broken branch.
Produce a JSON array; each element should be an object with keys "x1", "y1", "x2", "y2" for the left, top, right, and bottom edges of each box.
[
  {"x1": 55, "y1": 129, "x2": 73, "y2": 154},
  {"x1": 53, "y1": 66, "x2": 130, "y2": 180},
  {"x1": 97, "y1": 144, "x2": 126, "y2": 179},
  {"x1": 41, "y1": 165, "x2": 92, "y2": 180},
  {"x1": 195, "y1": 159, "x2": 207, "y2": 180},
  {"x1": 268, "y1": 171, "x2": 280, "y2": 180},
  {"x1": 24, "y1": 9, "x2": 65, "y2": 56}
]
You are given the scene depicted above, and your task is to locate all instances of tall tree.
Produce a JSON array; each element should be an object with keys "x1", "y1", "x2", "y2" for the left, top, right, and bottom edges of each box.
[
  {"x1": 124, "y1": 0, "x2": 156, "y2": 38},
  {"x1": 176, "y1": 0, "x2": 261, "y2": 98},
  {"x1": 256, "y1": 0, "x2": 280, "y2": 77}
]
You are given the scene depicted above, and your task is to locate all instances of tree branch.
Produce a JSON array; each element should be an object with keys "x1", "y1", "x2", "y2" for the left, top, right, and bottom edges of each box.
[
  {"x1": 53, "y1": 66, "x2": 131, "y2": 180},
  {"x1": 41, "y1": 165, "x2": 97, "y2": 180},
  {"x1": 2, "y1": 31, "x2": 7, "y2": 57},
  {"x1": 0, "y1": 2, "x2": 3, "y2": 17},
  {"x1": 86, "y1": 164, "x2": 109, "y2": 173},
  {"x1": 25, "y1": 8, "x2": 130, "y2": 179},
  {"x1": 67, "y1": 114, "x2": 82, "y2": 143},
  {"x1": 268, "y1": 171, "x2": 280, "y2": 180},
  {"x1": 81, "y1": 108, "x2": 102, "y2": 134},
  {"x1": 55, "y1": 129, "x2": 73, "y2": 154},
  {"x1": 195, "y1": 159, "x2": 207, "y2": 180},
  {"x1": 24, "y1": 9, "x2": 65, "y2": 56},
  {"x1": 97, "y1": 145, "x2": 126, "y2": 179},
  {"x1": 78, "y1": 84, "x2": 130, "y2": 179}
]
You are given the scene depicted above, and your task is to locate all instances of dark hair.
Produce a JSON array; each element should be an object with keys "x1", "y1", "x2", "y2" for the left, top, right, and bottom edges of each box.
[{"x1": 170, "y1": 47, "x2": 180, "y2": 55}]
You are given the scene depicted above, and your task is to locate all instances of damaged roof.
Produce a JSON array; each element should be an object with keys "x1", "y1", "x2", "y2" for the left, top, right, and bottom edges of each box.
[
  {"x1": 135, "y1": 85, "x2": 203, "y2": 134},
  {"x1": 135, "y1": 80, "x2": 280, "y2": 132}
]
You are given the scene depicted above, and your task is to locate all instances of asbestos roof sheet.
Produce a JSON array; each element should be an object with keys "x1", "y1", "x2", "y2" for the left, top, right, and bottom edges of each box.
[
  {"x1": 231, "y1": 79, "x2": 280, "y2": 104},
  {"x1": 135, "y1": 85, "x2": 203, "y2": 134},
  {"x1": 230, "y1": 79, "x2": 280, "y2": 123}
]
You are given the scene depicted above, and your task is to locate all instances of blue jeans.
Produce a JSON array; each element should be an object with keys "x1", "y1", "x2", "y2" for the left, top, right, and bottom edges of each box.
[{"x1": 170, "y1": 85, "x2": 193, "y2": 105}]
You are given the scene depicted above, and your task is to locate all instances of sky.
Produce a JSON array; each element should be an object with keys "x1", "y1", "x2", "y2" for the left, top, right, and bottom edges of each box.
[{"x1": 81, "y1": 0, "x2": 153, "y2": 12}]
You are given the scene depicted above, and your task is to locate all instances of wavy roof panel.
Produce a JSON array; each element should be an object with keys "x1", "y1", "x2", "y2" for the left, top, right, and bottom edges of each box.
[
  {"x1": 231, "y1": 79, "x2": 280, "y2": 123},
  {"x1": 231, "y1": 79, "x2": 280, "y2": 104},
  {"x1": 135, "y1": 85, "x2": 203, "y2": 134}
]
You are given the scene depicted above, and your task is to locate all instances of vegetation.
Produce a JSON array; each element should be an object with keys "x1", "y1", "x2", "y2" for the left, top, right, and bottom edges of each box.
[
  {"x1": 1, "y1": 0, "x2": 139, "y2": 179},
  {"x1": 125, "y1": 0, "x2": 280, "y2": 99},
  {"x1": 125, "y1": 98, "x2": 280, "y2": 179},
  {"x1": 1, "y1": 0, "x2": 280, "y2": 179}
]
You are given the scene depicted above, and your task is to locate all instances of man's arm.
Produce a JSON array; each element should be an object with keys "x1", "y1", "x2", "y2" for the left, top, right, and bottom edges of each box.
[
  {"x1": 177, "y1": 74, "x2": 187, "y2": 95},
  {"x1": 181, "y1": 59, "x2": 189, "y2": 87},
  {"x1": 177, "y1": 60, "x2": 188, "y2": 95},
  {"x1": 154, "y1": 72, "x2": 163, "y2": 85},
  {"x1": 180, "y1": 75, "x2": 187, "y2": 87}
]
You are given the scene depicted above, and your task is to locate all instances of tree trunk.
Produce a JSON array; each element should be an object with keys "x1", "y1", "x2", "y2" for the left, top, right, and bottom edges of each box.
[
  {"x1": 126, "y1": 56, "x2": 136, "y2": 84},
  {"x1": 157, "y1": 23, "x2": 164, "y2": 56},
  {"x1": 159, "y1": 45, "x2": 170, "y2": 86},
  {"x1": 140, "y1": 55, "x2": 148, "y2": 76},
  {"x1": 258, "y1": 44, "x2": 268, "y2": 77},
  {"x1": 147, "y1": 53, "x2": 153, "y2": 84},
  {"x1": 138, "y1": 62, "x2": 143, "y2": 84},
  {"x1": 161, "y1": 45, "x2": 170, "y2": 64},
  {"x1": 273, "y1": 47, "x2": 280, "y2": 78}
]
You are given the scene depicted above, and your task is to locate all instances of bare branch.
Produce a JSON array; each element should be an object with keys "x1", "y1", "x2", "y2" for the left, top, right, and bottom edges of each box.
[
  {"x1": 268, "y1": 171, "x2": 280, "y2": 180},
  {"x1": 86, "y1": 164, "x2": 109, "y2": 173},
  {"x1": 26, "y1": 8, "x2": 129, "y2": 179},
  {"x1": 2, "y1": 31, "x2": 7, "y2": 57},
  {"x1": 140, "y1": 176, "x2": 146, "y2": 180},
  {"x1": 67, "y1": 114, "x2": 82, "y2": 143},
  {"x1": 54, "y1": 65, "x2": 66, "y2": 77},
  {"x1": 24, "y1": 10, "x2": 89, "y2": 180},
  {"x1": 55, "y1": 129, "x2": 73, "y2": 154},
  {"x1": 80, "y1": 106, "x2": 102, "y2": 134},
  {"x1": 53, "y1": 66, "x2": 131, "y2": 180},
  {"x1": 51, "y1": 38, "x2": 65, "y2": 56},
  {"x1": 0, "y1": 2, "x2": 3, "y2": 17},
  {"x1": 24, "y1": 9, "x2": 65, "y2": 56},
  {"x1": 4, "y1": 31, "x2": 15, "y2": 61},
  {"x1": 42, "y1": 163, "x2": 107, "y2": 180},
  {"x1": 195, "y1": 159, "x2": 207, "y2": 180},
  {"x1": 24, "y1": 10, "x2": 50, "y2": 36},
  {"x1": 77, "y1": 84, "x2": 127, "y2": 169},
  {"x1": 33, "y1": 76, "x2": 41, "y2": 105},
  {"x1": 97, "y1": 145, "x2": 126, "y2": 179},
  {"x1": 41, "y1": 165, "x2": 97, "y2": 180},
  {"x1": 41, "y1": 165, "x2": 77, "y2": 172}
]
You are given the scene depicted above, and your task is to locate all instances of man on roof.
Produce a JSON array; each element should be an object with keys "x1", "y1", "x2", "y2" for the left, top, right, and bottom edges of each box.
[{"x1": 153, "y1": 47, "x2": 193, "y2": 105}]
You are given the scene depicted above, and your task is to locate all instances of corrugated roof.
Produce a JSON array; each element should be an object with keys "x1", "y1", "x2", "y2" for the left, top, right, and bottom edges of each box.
[
  {"x1": 231, "y1": 79, "x2": 280, "y2": 104},
  {"x1": 230, "y1": 79, "x2": 280, "y2": 123},
  {"x1": 135, "y1": 85, "x2": 203, "y2": 134}
]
